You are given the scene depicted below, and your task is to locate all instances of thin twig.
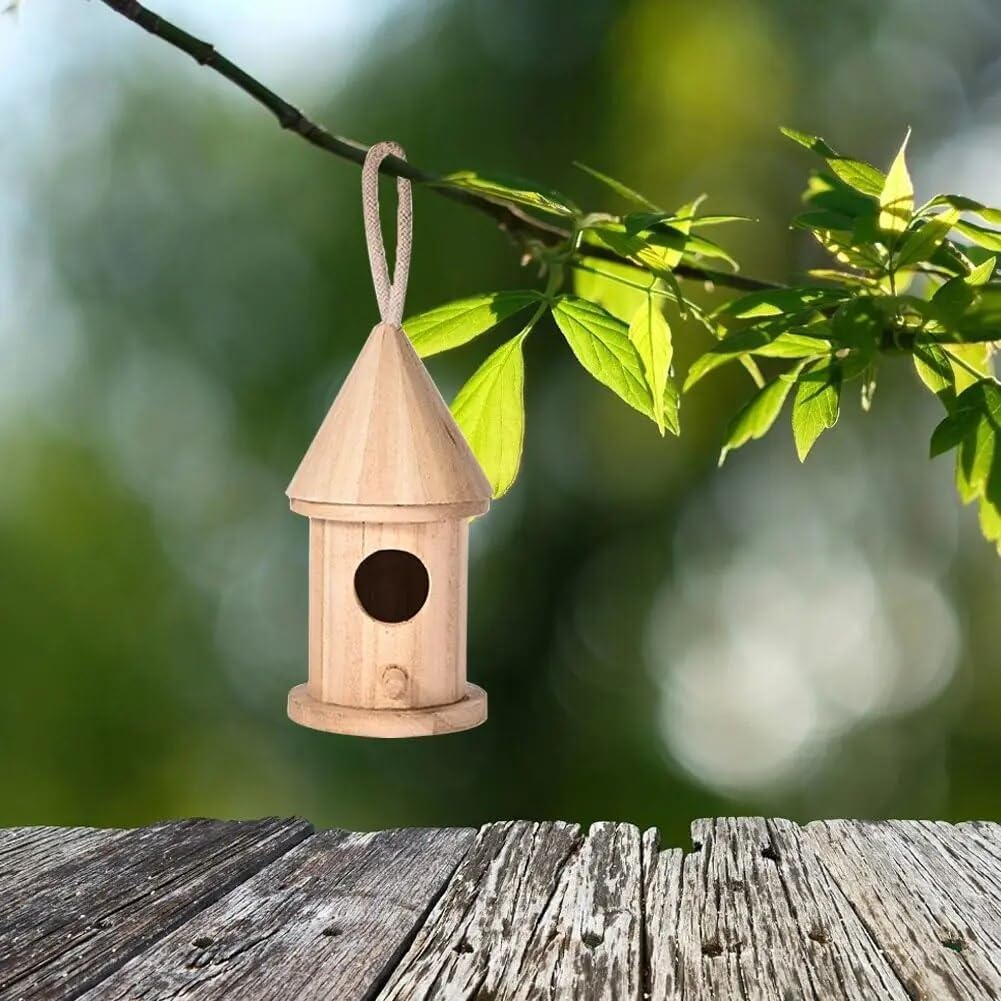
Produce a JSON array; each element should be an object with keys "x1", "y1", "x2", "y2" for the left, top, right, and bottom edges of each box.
[{"x1": 96, "y1": 0, "x2": 779, "y2": 294}]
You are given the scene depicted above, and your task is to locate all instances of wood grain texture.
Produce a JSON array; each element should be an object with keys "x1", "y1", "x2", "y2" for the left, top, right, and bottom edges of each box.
[
  {"x1": 0, "y1": 826, "x2": 125, "y2": 895},
  {"x1": 78, "y1": 827, "x2": 476, "y2": 1001},
  {"x1": 808, "y1": 819, "x2": 1001, "y2": 1001},
  {"x1": 5, "y1": 817, "x2": 1001, "y2": 1001},
  {"x1": 0, "y1": 817, "x2": 311, "y2": 1001},
  {"x1": 287, "y1": 682, "x2": 487, "y2": 738},
  {"x1": 378, "y1": 820, "x2": 644, "y2": 1001},
  {"x1": 306, "y1": 518, "x2": 469, "y2": 711},
  {"x1": 642, "y1": 817, "x2": 912, "y2": 1000},
  {"x1": 286, "y1": 322, "x2": 492, "y2": 509}
]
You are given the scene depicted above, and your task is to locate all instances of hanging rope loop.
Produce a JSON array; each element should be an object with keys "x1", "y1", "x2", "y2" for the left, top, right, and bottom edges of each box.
[{"x1": 362, "y1": 141, "x2": 412, "y2": 327}]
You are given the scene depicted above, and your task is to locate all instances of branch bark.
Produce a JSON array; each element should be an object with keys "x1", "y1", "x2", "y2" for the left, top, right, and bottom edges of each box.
[{"x1": 96, "y1": 0, "x2": 778, "y2": 295}]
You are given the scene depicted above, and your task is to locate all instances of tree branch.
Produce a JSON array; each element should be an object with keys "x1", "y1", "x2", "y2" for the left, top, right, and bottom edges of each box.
[{"x1": 96, "y1": 0, "x2": 779, "y2": 295}]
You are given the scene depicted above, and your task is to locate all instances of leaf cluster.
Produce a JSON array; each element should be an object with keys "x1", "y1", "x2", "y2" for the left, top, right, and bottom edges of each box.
[{"x1": 405, "y1": 130, "x2": 1001, "y2": 554}]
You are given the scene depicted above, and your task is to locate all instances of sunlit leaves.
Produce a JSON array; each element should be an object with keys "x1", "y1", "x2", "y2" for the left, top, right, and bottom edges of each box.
[
  {"x1": 438, "y1": 171, "x2": 578, "y2": 219},
  {"x1": 405, "y1": 291, "x2": 541, "y2": 357},
  {"x1": 719, "y1": 375, "x2": 796, "y2": 465},
  {"x1": 779, "y1": 127, "x2": 840, "y2": 158},
  {"x1": 628, "y1": 298, "x2": 673, "y2": 435},
  {"x1": 913, "y1": 342, "x2": 955, "y2": 405},
  {"x1": 878, "y1": 132, "x2": 913, "y2": 234},
  {"x1": 954, "y1": 219, "x2": 1001, "y2": 253},
  {"x1": 830, "y1": 297, "x2": 884, "y2": 349},
  {"x1": 791, "y1": 359, "x2": 841, "y2": 460},
  {"x1": 412, "y1": 127, "x2": 1001, "y2": 557},
  {"x1": 968, "y1": 256, "x2": 997, "y2": 286},
  {"x1": 895, "y1": 209, "x2": 960, "y2": 268},
  {"x1": 573, "y1": 259, "x2": 653, "y2": 323},
  {"x1": 684, "y1": 329, "x2": 829, "y2": 390},
  {"x1": 920, "y1": 194, "x2": 1001, "y2": 226},
  {"x1": 585, "y1": 219, "x2": 738, "y2": 272},
  {"x1": 715, "y1": 287, "x2": 842, "y2": 322},
  {"x1": 781, "y1": 126, "x2": 885, "y2": 197},
  {"x1": 551, "y1": 294, "x2": 654, "y2": 419},
  {"x1": 930, "y1": 380, "x2": 1001, "y2": 553},
  {"x1": 451, "y1": 333, "x2": 529, "y2": 498}
]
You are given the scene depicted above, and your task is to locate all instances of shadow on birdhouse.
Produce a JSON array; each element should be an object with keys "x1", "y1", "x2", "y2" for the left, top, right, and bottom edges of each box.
[{"x1": 285, "y1": 142, "x2": 492, "y2": 738}]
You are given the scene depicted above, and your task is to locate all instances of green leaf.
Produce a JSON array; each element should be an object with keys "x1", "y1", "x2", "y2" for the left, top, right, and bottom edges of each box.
[
  {"x1": 451, "y1": 333, "x2": 528, "y2": 498},
  {"x1": 829, "y1": 158, "x2": 886, "y2": 199},
  {"x1": 780, "y1": 127, "x2": 840, "y2": 158},
  {"x1": 684, "y1": 329, "x2": 829, "y2": 390},
  {"x1": 643, "y1": 194, "x2": 707, "y2": 268},
  {"x1": 573, "y1": 259, "x2": 654, "y2": 323},
  {"x1": 624, "y1": 211, "x2": 751, "y2": 235},
  {"x1": 967, "y1": 255, "x2": 997, "y2": 286},
  {"x1": 715, "y1": 287, "x2": 842, "y2": 321},
  {"x1": 782, "y1": 127, "x2": 888, "y2": 197},
  {"x1": 895, "y1": 209, "x2": 960, "y2": 268},
  {"x1": 810, "y1": 228, "x2": 884, "y2": 271},
  {"x1": 954, "y1": 219, "x2": 1001, "y2": 253},
  {"x1": 719, "y1": 375, "x2": 797, "y2": 465},
  {"x1": 663, "y1": 378, "x2": 681, "y2": 437},
  {"x1": 550, "y1": 295, "x2": 653, "y2": 419},
  {"x1": 913, "y1": 342, "x2": 956, "y2": 406},
  {"x1": 830, "y1": 297, "x2": 885, "y2": 349},
  {"x1": 792, "y1": 210, "x2": 856, "y2": 232},
  {"x1": 804, "y1": 172, "x2": 879, "y2": 220},
  {"x1": 931, "y1": 277, "x2": 975, "y2": 321},
  {"x1": 405, "y1": 291, "x2": 540, "y2": 358},
  {"x1": 878, "y1": 131, "x2": 914, "y2": 234},
  {"x1": 628, "y1": 298, "x2": 673, "y2": 435},
  {"x1": 948, "y1": 343, "x2": 993, "y2": 392},
  {"x1": 584, "y1": 221, "x2": 738, "y2": 273},
  {"x1": 930, "y1": 398, "x2": 980, "y2": 457},
  {"x1": 931, "y1": 381, "x2": 1001, "y2": 551},
  {"x1": 791, "y1": 359, "x2": 841, "y2": 460},
  {"x1": 438, "y1": 171, "x2": 578, "y2": 218},
  {"x1": 573, "y1": 162, "x2": 659, "y2": 211},
  {"x1": 920, "y1": 194, "x2": 1001, "y2": 226}
]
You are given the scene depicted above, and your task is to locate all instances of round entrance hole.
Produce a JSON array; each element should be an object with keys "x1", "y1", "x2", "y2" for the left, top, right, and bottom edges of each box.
[{"x1": 354, "y1": 549, "x2": 430, "y2": 623}]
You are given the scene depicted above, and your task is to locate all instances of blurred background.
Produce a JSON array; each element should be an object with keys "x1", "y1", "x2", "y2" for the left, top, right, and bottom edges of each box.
[{"x1": 2, "y1": 0, "x2": 1001, "y2": 845}]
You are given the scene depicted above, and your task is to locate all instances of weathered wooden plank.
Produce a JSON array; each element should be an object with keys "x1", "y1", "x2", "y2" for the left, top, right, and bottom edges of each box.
[
  {"x1": 377, "y1": 821, "x2": 582, "y2": 999},
  {"x1": 0, "y1": 826, "x2": 126, "y2": 894},
  {"x1": 643, "y1": 818, "x2": 912, "y2": 1000},
  {"x1": 809, "y1": 819, "x2": 1001, "y2": 1001},
  {"x1": 76, "y1": 826, "x2": 475, "y2": 1001},
  {"x1": 641, "y1": 828, "x2": 684, "y2": 1001},
  {"x1": 0, "y1": 817, "x2": 311, "y2": 1001},
  {"x1": 378, "y1": 820, "x2": 644, "y2": 1001}
]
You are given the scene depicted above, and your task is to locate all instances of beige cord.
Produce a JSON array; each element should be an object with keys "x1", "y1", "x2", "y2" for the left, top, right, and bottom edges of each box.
[{"x1": 362, "y1": 141, "x2": 412, "y2": 327}]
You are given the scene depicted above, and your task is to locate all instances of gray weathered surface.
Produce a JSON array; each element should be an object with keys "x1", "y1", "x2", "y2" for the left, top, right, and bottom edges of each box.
[
  {"x1": 3, "y1": 816, "x2": 1001, "y2": 1000},
  {"x1": 644, "y1": 817, "x2": 913, "y2": 1001},
  {"x1": 807, "y1": 819, "x2": 1001, "y2": 1001},
  {"x1": 0, "y1": 826, "x2": 126, "y2": 895},
  {"x1": 80, "y1": 827, "x2": 475, "y2": 1001},
  {"x1": 378, "y1": 821, "x2": 643, "y2": 1001},
  {"x1": 0, "y1": 818, "x2": 311, "y2": 1001}
]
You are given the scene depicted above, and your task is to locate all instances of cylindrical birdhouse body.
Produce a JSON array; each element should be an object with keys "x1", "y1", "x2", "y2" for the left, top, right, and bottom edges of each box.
[
  {"x1": 306, "y1": 516, "x2": 468, "y2": 709},
  {"x1": 285, "y1": 324, "x2": 492, "y2": 738}
]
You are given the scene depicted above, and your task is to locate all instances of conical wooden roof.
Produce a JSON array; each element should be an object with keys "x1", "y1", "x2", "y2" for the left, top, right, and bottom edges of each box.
[{"x1": 287, "y1": 323, "x2": 492, "y2": 515}]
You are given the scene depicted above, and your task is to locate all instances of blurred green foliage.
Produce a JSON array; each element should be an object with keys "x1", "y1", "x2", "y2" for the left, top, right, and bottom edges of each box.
[{"x1": 3, "y1": 0, "x2": 1001, "y2": 845}]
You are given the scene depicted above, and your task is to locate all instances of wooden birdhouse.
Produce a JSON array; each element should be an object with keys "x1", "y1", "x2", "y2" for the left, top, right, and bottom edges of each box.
[{"x1": 285, "y1": 142, "x2": 492, "y2": 738}]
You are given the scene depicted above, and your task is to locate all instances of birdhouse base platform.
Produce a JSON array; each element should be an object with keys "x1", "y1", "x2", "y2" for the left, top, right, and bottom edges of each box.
[{"x1": 286, "y1": 683, "x2": 487, "y2": 738}]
